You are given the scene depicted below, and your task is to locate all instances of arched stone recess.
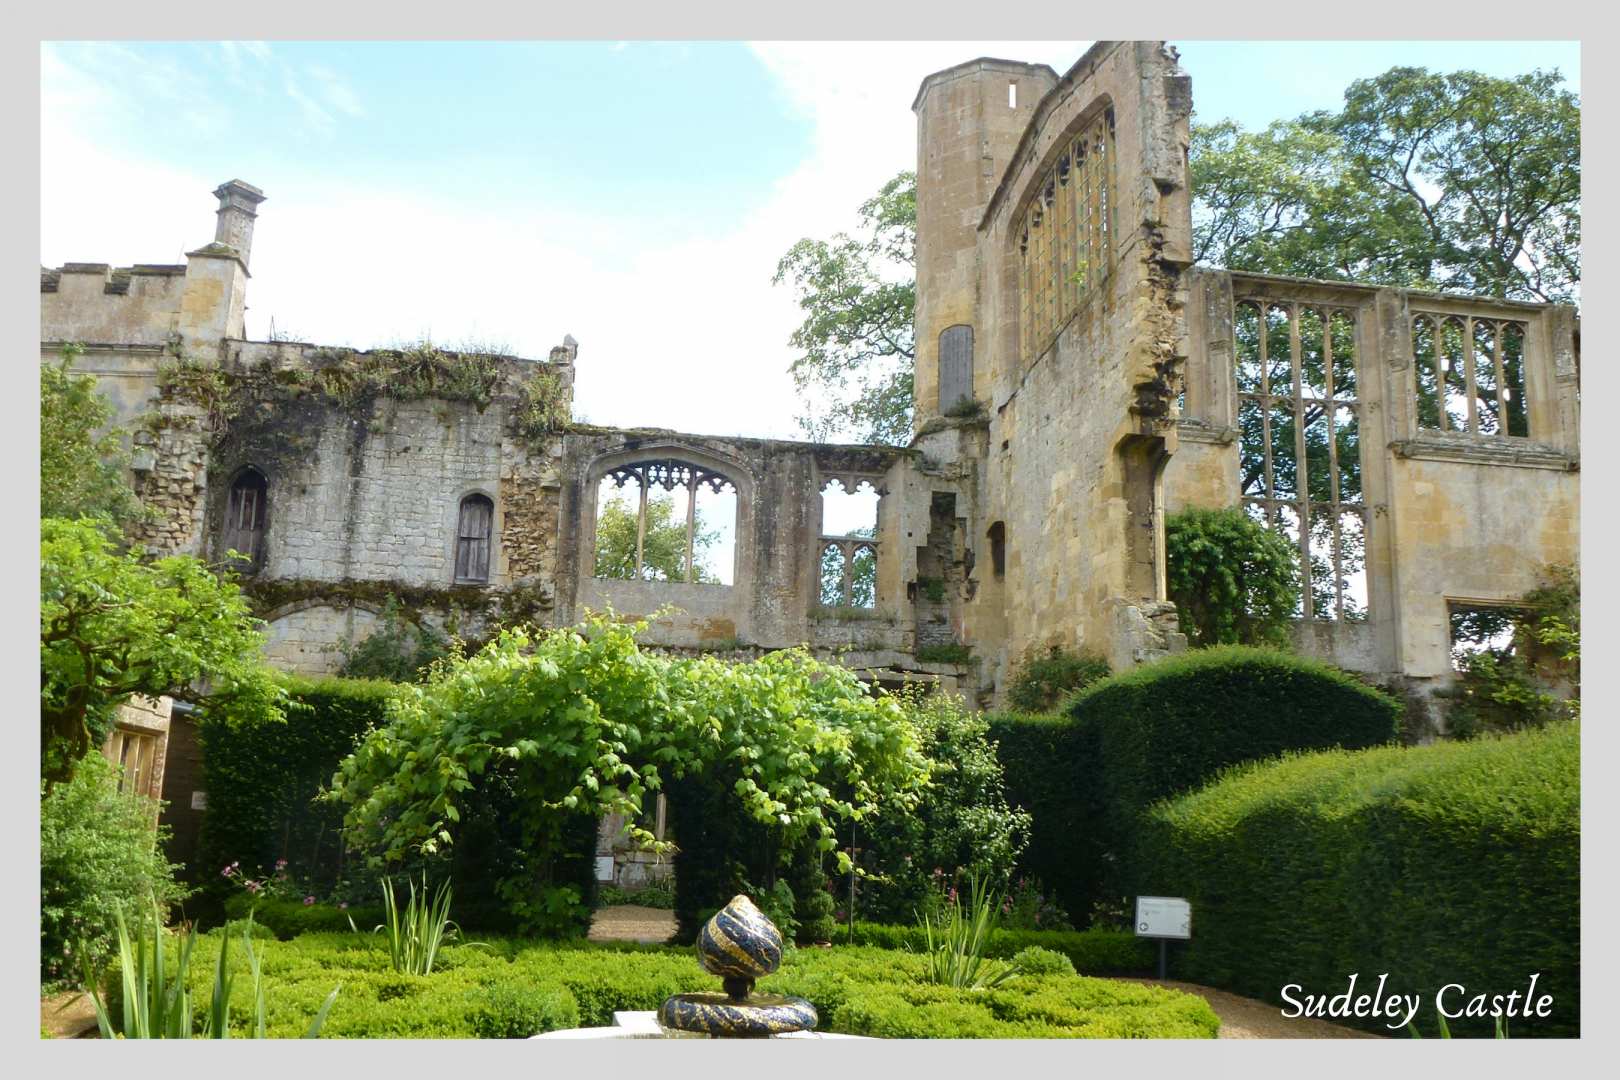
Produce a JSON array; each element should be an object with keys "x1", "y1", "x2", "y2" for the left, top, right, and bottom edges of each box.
[
  {"x1": 260, "y1": 601, "x2": 386, "y2": 676},
  {"x1": 445, "y1": 483, "x2": 502, "y2": 586},
  {"x1": 575, "y1": 439, "x2": 757, "y2": 647}
]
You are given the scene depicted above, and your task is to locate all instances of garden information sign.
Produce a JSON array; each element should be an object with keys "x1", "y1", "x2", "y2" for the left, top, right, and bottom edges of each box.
[{"x1": 1135, "y1": 896, "x2": 1191, "y2": 979}]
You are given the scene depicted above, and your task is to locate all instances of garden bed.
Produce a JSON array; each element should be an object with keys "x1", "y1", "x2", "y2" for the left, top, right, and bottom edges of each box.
[{"x1": 104, "y1": 933, "x2": 1220, "y2": 1039}]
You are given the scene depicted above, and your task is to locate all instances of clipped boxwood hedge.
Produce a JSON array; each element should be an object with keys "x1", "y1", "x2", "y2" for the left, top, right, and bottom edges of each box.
[
  {"x1": 846, "y1": 923, "x2": 1152, "y2": 975},
  {"x1": 985, "y1": 710, "x2": 1107, "y2": 925},
  {"x1": 992, "y1": 646, "x2": 1401, "y2": 918},
  {"x1": 1140, "y1": 721, "x2": 1579, "y2": 1038},
  {"x1": 221, "y1": 894, "x2": 383, "y2": 940},
  {"x1": 107, "y1": 934, "x2": 1218, "y2": 1039}
]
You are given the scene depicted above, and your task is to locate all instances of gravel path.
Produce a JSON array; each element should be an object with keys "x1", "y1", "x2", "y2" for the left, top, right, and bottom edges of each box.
[
  {"x1": 588, "y1": 904, "x2": 678, "y2": 943},
  {"x1": 1121, "y1": 978, "x2": 1382, "y2": 1039}
]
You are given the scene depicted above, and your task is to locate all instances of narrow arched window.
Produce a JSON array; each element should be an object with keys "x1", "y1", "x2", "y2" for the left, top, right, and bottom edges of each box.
[
  {"x1": 988, "y1": 521, "x2": 1006, "y2": 580},
  {"x1": 222, "y1": 467, "x2": 268, "y2": 574},
  {"x1": 455, "y1": 494, "x2": 494, "y2": 584}
]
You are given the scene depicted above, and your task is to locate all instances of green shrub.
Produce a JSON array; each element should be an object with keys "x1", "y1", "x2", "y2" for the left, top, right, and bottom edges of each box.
[
  {"x1": 336, "y1": 595, "x2": 450, "y2": 683},
  {"x1": 1012, "y1": 946, "x2": 1076, "y2": 977},
  {"x1": 223, "y1": 894, "x2": 382, "y2": 940},
  {"x1": 846, "y1": 923, "x2": 1152, "y2": 975},
  {"x1": 469, "y1": 983, "x2": 579, "y2": 1038},
  {"x1": 128, "y1": 932, "x2": 1212, "y2": 1038},
  {"x1": 40, "y1": 754, "x2": 187, "y2": 989},
  {"x1": 199, "y1": 675, "x2": 397, "y2": 897},
  {"x1": 852, "y1": 690, "x2": 1030, "y2": 925},
  {"x1": 985, "y1": 711, "x2": 1106, "y2": 926},
  {"x1": 1164, "y1": 505, "x2": 1301, "y2": 647},
  {"x1": 1141, "y1": 722, "x2": 1580, "y2": 1037},
  {"x1": 1006, "y1": 647, "x2": 1111, "y2": 713}
]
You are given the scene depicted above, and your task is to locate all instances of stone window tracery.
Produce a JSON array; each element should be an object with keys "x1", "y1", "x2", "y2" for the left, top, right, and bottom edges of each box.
[
  {"x1": 1235, "y1": 301, "x2": 1367, "y2": 621},
  {"x1": 1411, "y1": 314, "x2": 1528, "y2": 437},
  {"x1": 818, "y1": 477, "x2": 880, "y2": 609},
  {"x1": 1018, "y1": 108, "x2": 1115, "y2": 359},
  {"x1": 454, "y1": 493, "x2": 494, "y2": 585},
  {"x1": 594, "y1": 458, "x2": 738, "y2": 585}
]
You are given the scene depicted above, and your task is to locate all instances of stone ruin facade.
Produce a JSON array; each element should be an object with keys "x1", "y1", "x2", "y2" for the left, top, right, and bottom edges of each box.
[{"x1": 44, "y1": 42, "x2": 1579, "y2": 877}]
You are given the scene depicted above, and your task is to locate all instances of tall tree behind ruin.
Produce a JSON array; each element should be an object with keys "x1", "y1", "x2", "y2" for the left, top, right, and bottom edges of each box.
[{"x1": 775, "y1": 65, "x2": 1579, "y2": 444}]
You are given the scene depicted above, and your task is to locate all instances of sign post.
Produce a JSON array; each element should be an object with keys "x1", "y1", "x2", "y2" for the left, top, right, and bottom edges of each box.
[{"x1": 1133, "y1": 896, "x2": 1191, "y2": 980}]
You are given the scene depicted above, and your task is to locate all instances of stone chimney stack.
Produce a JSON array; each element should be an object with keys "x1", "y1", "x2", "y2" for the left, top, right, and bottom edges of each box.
[{"x1": 212, "y1": 179, "x2": 266, "y2": 267}]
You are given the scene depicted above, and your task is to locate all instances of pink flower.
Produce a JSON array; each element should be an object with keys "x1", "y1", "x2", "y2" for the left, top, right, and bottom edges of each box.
[
  {"x1": 245, "y1": 880, "x2": 262, "y2": 893},
  {"x1": 338, "y1": 902, "x2": 348, "y2": 910},
  {"x1": 276, "y1": 859, "x2": 288, "y2": 869},
  {"x1": 304, "y1": 896, "x2": 316, "y2": 906}
]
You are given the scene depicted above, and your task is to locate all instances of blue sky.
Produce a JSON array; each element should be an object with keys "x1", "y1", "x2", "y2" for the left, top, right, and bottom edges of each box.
[{"x1": 41, "y1": 40, "x2": 1580, "y2": 439}]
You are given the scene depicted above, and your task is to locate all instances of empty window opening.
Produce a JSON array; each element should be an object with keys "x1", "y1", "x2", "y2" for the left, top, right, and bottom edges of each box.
[
  {"x1": 1235, "y1": 301, "x2": 1366, "y2": 621},
  {"x1": 1412, "y1": 314, "x2": 1527, "y2": 437},
  {"x1": 222, "y1": 466, "x2": 268, "y2": 574},
  {"x1": 454, "y1": 493, "x2": 494, "y2": 584},
  {"x1": 1449, "y1": 602, "x2": 1531, "y2": 671},
  {"x1": 1017, "y1": 108, "x2": 1115, "y2": 359},
  {"x1": 988, "y1": 521, "x2": 1006, "y2": 580},
  {"x1": 818, "y1": 477, "x2": 881, "y2": 609},
  {"x1": 594, "y1": 459, "x2": 737, "y2": 585}
]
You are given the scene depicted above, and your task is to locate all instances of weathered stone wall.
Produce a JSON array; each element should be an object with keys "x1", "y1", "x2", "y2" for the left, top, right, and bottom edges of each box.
[
  {"x1": 41, "y1": 263, "x2": 188, "y2": 349},
  {"x1": 917, "y1": 42, "x2": 1195, "y2": 688}
]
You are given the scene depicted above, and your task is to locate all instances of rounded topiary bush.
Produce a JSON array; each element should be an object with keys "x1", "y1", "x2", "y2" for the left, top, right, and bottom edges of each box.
[
  {"x1": 1071, "y1": 644, "x2": 1402, "y2": 831},
  {"x1": 1140, "y1": 722, "x2": 1579, "y2": 1037},
  {"x1": 1011, "y1": 945, "x2": 1076, "y2": 977}
]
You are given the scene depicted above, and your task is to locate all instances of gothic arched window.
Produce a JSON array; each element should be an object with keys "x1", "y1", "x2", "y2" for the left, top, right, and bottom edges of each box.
[{"x1": 222, "y1": 466, "x2": 268, "y2": 574}]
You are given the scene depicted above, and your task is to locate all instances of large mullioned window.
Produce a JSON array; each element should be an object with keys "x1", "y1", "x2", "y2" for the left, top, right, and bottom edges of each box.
[
  {"x1": 1236, "y1": 302, "x2": 1367, "y2": 621},
  {"x1": 594, "y1": 459, "x2": 737, "y2": 585},
  {"x1": 1411, "y1": 314, "x2": 1528, "y2": 437},
  {"x1": 1017, "y1": 108, "x2": 1115, "y2": 359}
]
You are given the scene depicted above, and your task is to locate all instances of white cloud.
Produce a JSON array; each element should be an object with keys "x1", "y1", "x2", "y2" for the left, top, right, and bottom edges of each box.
[{"x1": 40, "y1": 41, "x2": 1092, "y2": 440}]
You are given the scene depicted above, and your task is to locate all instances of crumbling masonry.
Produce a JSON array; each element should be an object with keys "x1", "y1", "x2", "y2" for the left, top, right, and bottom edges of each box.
[{"x1": 43, "y1": 43, "x2": 1579, "y2": 874}]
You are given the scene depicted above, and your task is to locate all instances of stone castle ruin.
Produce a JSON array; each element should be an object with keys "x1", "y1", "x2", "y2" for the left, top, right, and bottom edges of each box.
[{"x1": 43, "y1": 42, "x2": 1580, "y2": 874}]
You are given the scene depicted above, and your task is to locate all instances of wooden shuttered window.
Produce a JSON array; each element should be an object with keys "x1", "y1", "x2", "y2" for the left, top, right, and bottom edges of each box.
[
  {"x1": 222, "y1": 468, "x2": 268, "y2": 573},
  {"x1": 455, "y1": 494, "x2": 493, "y2": 584}
]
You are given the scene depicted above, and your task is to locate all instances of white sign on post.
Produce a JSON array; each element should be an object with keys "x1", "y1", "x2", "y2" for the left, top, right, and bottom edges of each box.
[
  {"x1": 595, "y1": 856, "x2": 616, "y2": 882},
  {"x1": 1134, "y1": 896, "x2": 1191, "y2": 939}
]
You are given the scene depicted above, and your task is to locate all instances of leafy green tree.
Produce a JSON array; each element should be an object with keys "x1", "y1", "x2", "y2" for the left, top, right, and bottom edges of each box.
[
  {"x1": 774, "y1": 171, "x2": 916, "y2": 444},
  {"x1": 1446, "y1": 565, "x2": 1579, "y2": 737},
  {"x1": 328, "y1": 613, "x2": 929, "y2": 936},
  {"x1": 593, "y1": 492, "x2": 719, "y2": 582},
  {"x1": 40, "y1": 517, "x2": 280, "y2": 787},
  {"x1": 1194, "y1": 67, "x2": 1580, "y2": 302},
  {"x1": 852, "y1": 689, "x2": 1031, "y2": 925},
  {"x1": 41, "y1": 346, "x2": 146, "y2": 528},
  {"x1": 1164, "y1": 507, "x2": 1300, "y2": 648}
]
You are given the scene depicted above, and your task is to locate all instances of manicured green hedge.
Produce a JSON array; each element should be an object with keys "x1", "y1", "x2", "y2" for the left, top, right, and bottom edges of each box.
[
  {"x1": 198, "y1": 675, "x2": 397, "y2": 894},
  {"x1": 1071, "y1": 645, "x2": 1402, "y2": 829},
  {"x1": 108, "y1": 933, "x2": 1217, "y2": 1039},
  {"x1": 222, "y1": 894, "x2": 383, "y2": 940},
  {"x1": 847, "y1": 923, "x2": 1153, "y2": 975},
  {"x1": 985, "y1": 710, "x2": 1106, "y2": 925},
  {"x1": 1140, "y1": 721, "x2": 1579, "y2": 1037},
  {"x1": 991, "y1": 647, "x2": 1401, "y2": 918}
]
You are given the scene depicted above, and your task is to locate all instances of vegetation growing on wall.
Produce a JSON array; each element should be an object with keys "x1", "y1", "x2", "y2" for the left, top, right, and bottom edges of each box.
[
  {"x1": 1005, "y1": 646, "x2": 1111, "y2": 713},
  {"x1": 152, "y1": 340, "x2": 569, "y2": 449},
  {"x1": 1444, "y1": 564, "x2": 1580, "y2": 737},
  {"x1": 336, "y1": 595, "x2": 452, "y2": 683},
  {"x1": 1165, "y1": 506, "x2": 1300, "y2": 648}
]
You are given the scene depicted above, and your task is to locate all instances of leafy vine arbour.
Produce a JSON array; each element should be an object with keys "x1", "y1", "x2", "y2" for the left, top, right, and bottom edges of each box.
[{"x1": 327, "y1": 611, "x2": 929, "y2": 935}]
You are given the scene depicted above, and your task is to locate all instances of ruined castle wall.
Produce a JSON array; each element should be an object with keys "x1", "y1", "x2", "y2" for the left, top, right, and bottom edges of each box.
[
  {"x1": 556, "y1": 430, "x2": 914, "y2": 653},
  {"x1": 41, "y1": 264, "x2": 187, "y2": 349},
  {"x1": 963, "y1": 42, "x2": 1194, "y2": 677}
]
